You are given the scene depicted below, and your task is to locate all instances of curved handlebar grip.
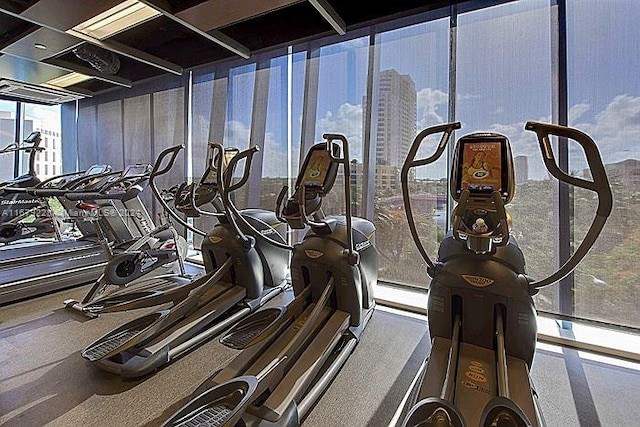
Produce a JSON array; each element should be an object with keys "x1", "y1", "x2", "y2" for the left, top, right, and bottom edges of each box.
[
  {"x1": 64, "y1": 192, "x2": 104, "y2": 201},
  {"x1": 404, "y1": 122, "x2": 462, "y2": 173},
  {"x1": 224, "y1": 145, "x2": 260, "y2": 193},
  {"x1": 150, "y1": 144, "x2": 184, "y2": 178},
  {"x1": 525, "y1": 121, "x2": 612, "y2": 217},
  {"x1": 401, "y1": 122, "x2": 461, "y2": 272},
  {"x1": 525, "y1": 122, "x2": 613, "y2": 290},
  {"x1": 275, "y1": 186, "x2": 288, "y2": 223}
]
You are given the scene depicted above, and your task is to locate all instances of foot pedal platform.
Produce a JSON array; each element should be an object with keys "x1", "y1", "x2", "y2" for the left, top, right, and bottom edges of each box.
[
  {"x1": 82, "y1": 312, "x2": 164, "y2": 361},
  {"x1": 220, "y1": 307, "x2": 285, "y2": 350},
  {"x1": 163, "y1": 376, "x2": 258, "y2": 427}
]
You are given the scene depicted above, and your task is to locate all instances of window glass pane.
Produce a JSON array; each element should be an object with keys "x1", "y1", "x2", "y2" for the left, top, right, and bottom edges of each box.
[
  {"x1": 261, "y1": 51, "x2": 307, "y2": 211},
  {"x1": 457, "y1": 1, "x2": 557, "y2": 311},
  {"x1": 372, "y1": 18, "x2": 450, "y2": 287},
  {"x1": 315, "y1": 37, "x2": 369, "y2": 217},
  {"x1": 0, "y1": 100, "x2": 17, "y2": 181},
  {"x1": 225, "y1": 64, "x2": 256, "y2": 209},
  {"x1": 568, "y1": 0, "x2": 640, "y2": 328},
  {"x1": 23, "y1": 103, "x2": 62, "y2": 180}
]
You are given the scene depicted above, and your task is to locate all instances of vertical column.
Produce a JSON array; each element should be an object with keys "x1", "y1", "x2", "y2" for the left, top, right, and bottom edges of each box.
[
  {"x1": 61, "y1": 101, "x2": 78, "y2": 173},
  {"x1": 446, "y1": 5, "x2": 458, "y2": 230},
  {"x1": 554, "y1": 0, "x2": 574, "y2": 327},
  {"x1": 300, "y1": 44, "x2": 321, "y2": 162},
  {"x1": 362, "y1": 30, "x2": 379, "y2": 221}
]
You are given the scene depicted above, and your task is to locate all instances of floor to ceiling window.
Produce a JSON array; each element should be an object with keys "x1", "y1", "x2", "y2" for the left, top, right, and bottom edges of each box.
[
  {"x1": 457, "y1": 0, "x2": 557, "y2": 313},
  {"x1": 567, "y1": 0, "x2": 640, "y2": 329},
  {"x1": 370, "y1": 16, "x2": 450, "y2": 288},
  {"x1": 0, "y1": 100, "x2": 17, "y2": 181}
]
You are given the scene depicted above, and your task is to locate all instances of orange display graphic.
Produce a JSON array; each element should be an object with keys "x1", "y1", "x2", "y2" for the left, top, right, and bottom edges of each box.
[
  {"x1": 302, "y1": 149, "x2": 331, "y2": 187},
  {"x1": 461, "y1": 142, "x2": 502, "y2": 192}
]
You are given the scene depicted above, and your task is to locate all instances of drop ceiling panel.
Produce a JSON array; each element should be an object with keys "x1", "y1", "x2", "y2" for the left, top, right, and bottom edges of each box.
[
  {"x1": 220, "y1": 1, "x2": 332, "y2": 50},
  {"x1": 0, "y1": 11, "x2": 37, "y2": 48},
  {"x1": 174, "y1": 0, "x2": 301, "y2": 31},
  {"x1": 110, "y1": 15, "x2": 230, "y2": 68},
  {"x1": 19, "y1": 0, "x2": 125, "y2": 30},
  {"x1": 0, "y1": 53, "x2": 68, "y2": 83},
  {"x1": 2, "y1": 27, "x2": 80, "y2": 61}
]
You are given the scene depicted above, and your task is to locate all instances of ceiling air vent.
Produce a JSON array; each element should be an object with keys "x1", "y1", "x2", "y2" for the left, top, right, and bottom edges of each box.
[{"x1": 0, "y1": 79, "x2": 89, "y2": 105}]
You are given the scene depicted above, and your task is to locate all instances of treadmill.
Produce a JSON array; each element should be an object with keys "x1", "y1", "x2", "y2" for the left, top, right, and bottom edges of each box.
[
  {"x1": 0, "y1": 164, "x2": 113, "y2": 267},
  {"x1": 0, "y1": 164, "x2": 157, "y2": 305}
]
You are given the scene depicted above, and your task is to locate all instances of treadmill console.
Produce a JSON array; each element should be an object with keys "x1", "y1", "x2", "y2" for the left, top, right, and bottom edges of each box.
[{"x1": 451, "y1": 133, "x2": 515, "y2": 203}]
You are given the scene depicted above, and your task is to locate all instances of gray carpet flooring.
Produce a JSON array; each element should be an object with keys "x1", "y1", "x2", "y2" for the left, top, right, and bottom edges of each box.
[{"x1": 1, "y1": 284, "x2": 639, "y2": 426}]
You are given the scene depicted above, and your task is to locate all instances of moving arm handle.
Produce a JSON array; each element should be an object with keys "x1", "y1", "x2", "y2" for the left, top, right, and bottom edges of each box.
[
  {"x1": 323, "y1": 133, "x2": 359, "y2": 265},
  {"x1": 525, "y1": 121, "x2": 612, "y2": 217},
  {"x1": 525, "y1": 121, "x2": 613, "y2": 290},
  {"x1": 150, "y1": 144, "x2": 184, "y2": 179},
  {"x1": 224, "y1": 145, "x2": 259, "y2": 193},
  {"x1": 219, "y1": 145, "x2": 259, "y2": 248},
  {"x1": 149, "y1": 144, "x2": 207, "y2": 237},
  {"x1": 222, "y1": 145, "x2": 293, "y2": 251},
  {"x1": 401, "y1": 122, "x2": 461, "y2": 272}
]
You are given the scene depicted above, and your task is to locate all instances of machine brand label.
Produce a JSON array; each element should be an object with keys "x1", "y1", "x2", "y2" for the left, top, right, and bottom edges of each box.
[
  {"x1": 354, "y1": 240, "x2": 371, "y2": 252},
  {"x1": 461, "y1": 274, "x2": 494, "y2": 288},
  {"x1": 1, "y1": 199, "x2": 39, "y2": 205},
  {"x1": 209, "y1": 236, "x2": 222, "y2": 244},
  {"x1": 305, "y1": 249, "x2": 323, "y2": 259},
  {"x1": 260, "y1": 228, "x2": 276, "y2": 236}
]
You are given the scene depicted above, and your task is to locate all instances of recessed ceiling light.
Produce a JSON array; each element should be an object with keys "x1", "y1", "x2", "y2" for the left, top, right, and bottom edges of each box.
[
  {"x1": 34, "y1": 43, "x2": 47, "y2": 50},
  {"x1": 70, "y1": 0, "x2": 161, "y2": 40}
]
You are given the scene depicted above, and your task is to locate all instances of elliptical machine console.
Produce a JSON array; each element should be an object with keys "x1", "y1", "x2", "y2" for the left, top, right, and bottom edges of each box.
[{"x1": 398, "y1": 121, "x2": 612, "y2": 427}]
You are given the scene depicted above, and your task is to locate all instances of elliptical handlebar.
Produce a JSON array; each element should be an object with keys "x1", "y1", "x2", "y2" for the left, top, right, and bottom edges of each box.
[
  {"x1": 401, "y1": 122, "x2": 461, "y2": 272},
  {"x1": 223, "y1": 145, "x2": 259, "y2": 193},
  {"x1": 220, "y1": 145, "x2": 293, "y2": 251},
  {"x1": 525, "y1": 121, "x2": 613, "y2": 291},
  {"x1": 219, "y1": 145, "x2": 258, "y2": 248},
  {"x1": 322, "y1": 133, "x2": 359, "y2": 265},
  {"x1": 149, "y1": 144, "x2": 208, "y2": 237}
]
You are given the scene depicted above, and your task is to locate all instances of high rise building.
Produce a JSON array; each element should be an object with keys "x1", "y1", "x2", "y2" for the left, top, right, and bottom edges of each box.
[{"x1": 374, "y1": 69, "x2": 417, "y2": 168}]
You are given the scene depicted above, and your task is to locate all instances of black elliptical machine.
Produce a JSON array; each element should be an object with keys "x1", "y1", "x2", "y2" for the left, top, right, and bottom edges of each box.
[
  {"x1": 79, "y1": 142, "x2": 290, "y2": 378},
  {"x1": 163, "y1": 134, "x2": 377, "y2": 427},
  {"x1": 0, "y1": 131, "x2": 60, "y2": 243},
  {"x1": 397, "y1": 122, "x2": 612, "y2": 427}
]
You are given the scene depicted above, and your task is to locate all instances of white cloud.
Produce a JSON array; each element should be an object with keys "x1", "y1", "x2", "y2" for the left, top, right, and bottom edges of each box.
[
  {"x1": 317, "y1": 103, "x2": 364, "y2": 161},
  {"x1": 417, "y1": 88, "x2": 448, "y2": 128},
  {"x1": 569, "y1": 103, "x2": 590, "y2": 123}
]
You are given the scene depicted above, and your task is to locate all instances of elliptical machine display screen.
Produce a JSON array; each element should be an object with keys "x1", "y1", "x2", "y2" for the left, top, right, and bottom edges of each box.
[
  {"x1": 453, "y1": 135, "x2": 511, "y2": 201},
  {"x1": 301, "y1": 149, "x2": 331, "y2": 188},
  {"x1": 461, "y1": 142, "x2": 502, "y2": 192}
]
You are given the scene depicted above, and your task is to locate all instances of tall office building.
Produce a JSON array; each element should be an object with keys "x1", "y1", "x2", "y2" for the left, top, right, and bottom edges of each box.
[{"x1": 375, "y1": 69, "x2": 417, "y2": 168}]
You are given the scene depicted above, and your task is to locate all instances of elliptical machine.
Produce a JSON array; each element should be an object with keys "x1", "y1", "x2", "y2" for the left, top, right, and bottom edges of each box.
[
  {"x1": 397, "y1": 122, "x2": 612, "y2": 427},
  {"x1": 79, "y1": 142, "x2": 290, "y2": 378},
  {"x1": 163, "y1": 134, "x2": 377, "y2": 427}
]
